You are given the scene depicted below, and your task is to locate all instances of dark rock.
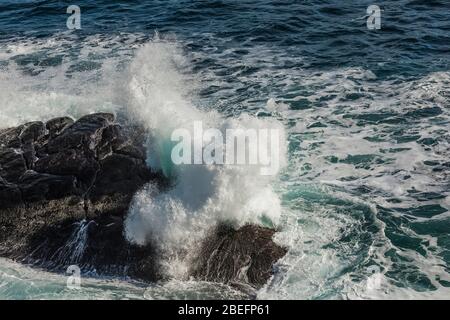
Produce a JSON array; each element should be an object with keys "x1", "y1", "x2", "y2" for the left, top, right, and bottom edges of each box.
[
  {"x1": 191, "y1": 224, "x2": 287, "y2": 288},
  {"x1": 0, "y1": 148, "x2": 27, "y2": 182},
  {"x1": 22, "y1": 215, "x2": 159, "y2": 282},
  {"x1": 0, "y1": 113, "x2": 162, "y2": 281},
  {"x1": 0, "y1": 113, "x2": 286, "y2": 289},
  {"x1": 98, "y1": 124, "x2": 146, "y2": 160},
  {"x1": 46, "y1": 113, "x2": 114, "y2": 154},
  {"x1": 18, "y1": 171, "x2": 80, "y2": 202},
  {"x1": 0, "y1": 197, "x2": 86, "y2": 259},
  {"x1": 115, "y1": 144, "x2": 146, "y2": 160},
  {"x1": 0, "y1": 176, "x2": 22, "y2": 208},
  {"x1": 46, "y1": 117, "x2": 74, "y2": 138},
  {"x1": 0, "y1": 125, "x2": 24, "y2": 148},
  {"x1": 19, "y1": 122, "x2": 45, "y2": 143},
  {"x1": 35, "y1": 148, "x2": 100, "y2": 186},
  {"x1": 83, "y1": 215, "x2": 158, "y2": 281},
  {"x1": 22, "y1": 142, "x2": 36, "y2": 170}
]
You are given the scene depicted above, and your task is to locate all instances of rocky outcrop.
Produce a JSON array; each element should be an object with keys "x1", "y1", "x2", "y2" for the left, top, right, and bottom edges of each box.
[
  {"x1": 191, "y1": 224, "x2": 287, "y2": 288},
  {"x1": 0, "y1": 113, "x2": 286, "y2": 289},
  {"x1": 0, "y1": 113, "x2": 163, "y2": 281}
]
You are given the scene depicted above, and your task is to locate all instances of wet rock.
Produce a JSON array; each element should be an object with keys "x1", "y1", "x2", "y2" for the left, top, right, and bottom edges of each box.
[
  {"x1": 19, "y1": 121, "x2": 45, "y2": 143},
  {"x1": 0, "y1": 113, "x2": 286, "y2": 288},
  {"x1": 0, "y1": 126, "x2": 24, "y2": 148},
  {"x1": 46, "y1": 113, "x2": 113, "y2": 154},
  {"x1": 0, "y1": 113, "x2": 161, "y2": 281},
  {"x1": 0, "y1": 176, "x2": 22, "y2": 208},
  {"x1": 18, "y1": 171, "x2": 80, "y2": 203},
  {"x1": 191, "y1": 224, "x2": 287, "y2": 288},
  {"x1": 46, "y1": 117, "x2": 74, "y2": 138},
  {"x1": 0, "y1": 148, "x2": 27, "y2": 181}
]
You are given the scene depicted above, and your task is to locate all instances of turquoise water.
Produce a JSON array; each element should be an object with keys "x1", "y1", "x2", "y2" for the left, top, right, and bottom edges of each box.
[{"x1": 0, "y1": 1, "x2": 449, "y2": 299}]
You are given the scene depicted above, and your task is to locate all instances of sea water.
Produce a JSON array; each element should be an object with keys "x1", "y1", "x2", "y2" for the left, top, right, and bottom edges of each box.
[{"x1": 0, "y1": 0, "x2": 449, "y2": 300}]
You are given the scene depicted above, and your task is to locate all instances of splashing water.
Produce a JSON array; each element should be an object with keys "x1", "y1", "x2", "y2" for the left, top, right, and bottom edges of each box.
[
  {"x1": 51, "y1": 220, "x2": 92, "y2": 266},
  {"x1": 123, "y1": 41, "x2": 287, "y2": 278},
  {"x1": 0, "y1": 0, "x2": 449, "y2": 300}
]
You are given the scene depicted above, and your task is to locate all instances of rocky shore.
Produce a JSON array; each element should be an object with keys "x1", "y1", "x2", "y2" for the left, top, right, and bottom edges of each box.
[{"x1": 0, "y1": 113, "x2": 286, "y2": 288}]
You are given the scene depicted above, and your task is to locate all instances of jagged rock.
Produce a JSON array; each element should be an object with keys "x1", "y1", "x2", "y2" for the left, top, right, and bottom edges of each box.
[
  {"x1": 19, "y1": 121, "x2": 45, "y2": 143},
  {"x1": 0, "y1": 125, "x2": 24, "y2": 148},
  {"x1": 0, "y1": 148, "x2": 27, "y2": 181},
  {"x1": 19, "y1": 171, "x2": 80, "y2": 203},
  {"x1": 46, "y1": 117, "x2": 74, "y2": 138},
  {"x1": 0, "y1": 113, "x2": 286, "y2": 288},
  {"x1": 46, "y1": 114, "x2": 106, "y2": 153},
  {"x1": 191, "y1": 224, "x2": 287, "y2": 288},
  {"x1": 0, "y1": 113, "x2": 162, "y2": 281}
]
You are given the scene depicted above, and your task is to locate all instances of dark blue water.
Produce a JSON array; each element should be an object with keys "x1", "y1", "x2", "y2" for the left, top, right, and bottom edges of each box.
[
  {"x1": 0, "y1": 0, "x2": 449, "y2": 299},
  {"x1": 2, "y1": 0, "x2": 450, "y2": 77}
]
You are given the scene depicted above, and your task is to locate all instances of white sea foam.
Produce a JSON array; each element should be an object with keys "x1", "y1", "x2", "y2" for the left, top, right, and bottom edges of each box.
[
  {"x1": 261, "y1": 67, "x2": 450, "y2": 299},
  {"x1": 123, "y1": 41, "x2": 287, "y2": 277},
  {"x1": 0, "y1": 33, "x2": 449, "y2": 299},
  {"x1": 0, "y1": 36, "x2": 288, "y2": 279}
]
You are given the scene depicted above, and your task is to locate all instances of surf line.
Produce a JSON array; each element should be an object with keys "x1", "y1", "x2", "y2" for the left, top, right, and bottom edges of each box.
[{"x1": 178, "y1": 304, "x2": 213, "y2": 318}]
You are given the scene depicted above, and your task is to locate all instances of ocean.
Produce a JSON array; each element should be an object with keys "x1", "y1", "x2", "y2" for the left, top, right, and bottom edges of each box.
[{"x1": 0, "y1": 0, "x2": 449, "y2": 300}]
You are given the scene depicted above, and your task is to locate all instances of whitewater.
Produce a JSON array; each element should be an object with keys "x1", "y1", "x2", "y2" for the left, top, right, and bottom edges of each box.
[{"x1": 1, "y1": 0, "x2": 450, "y2": 300}]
